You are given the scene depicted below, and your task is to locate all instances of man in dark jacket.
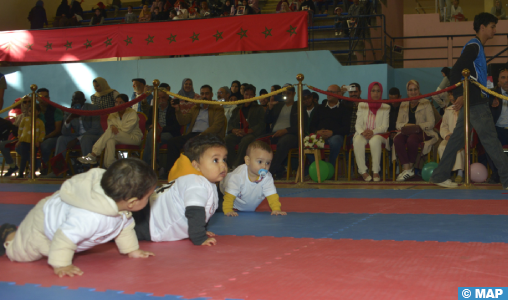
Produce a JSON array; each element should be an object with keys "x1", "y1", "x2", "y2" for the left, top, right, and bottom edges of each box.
[
  {"x1": 264, "y1": 83, "x2": 308, "y2": 178},
  {"x1": 142, "y1": 83, "x2": 181, "y2": 169},
  {"x1": 225, "y1": 84, "x2": 265, "y2": 169}
]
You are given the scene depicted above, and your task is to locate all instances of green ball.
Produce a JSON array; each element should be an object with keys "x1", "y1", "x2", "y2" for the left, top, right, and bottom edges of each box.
[
  {"x1": 325, "y1": 162, "x2": 334, "y2": 180},
  {"x1": 309, "y1": 160, "x2": 329, "y2": 183},
  {"x1": 422, "y1": 163, "x2": 438, "y2": 182},
  {"x1": 424, "y1": 161, "x2": 438, "y2": 169}
]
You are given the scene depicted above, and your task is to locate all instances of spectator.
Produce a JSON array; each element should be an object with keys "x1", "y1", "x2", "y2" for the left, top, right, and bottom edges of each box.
[
  {"x1": 125, "y1": 6, "x2": 138, "y2": 23},
  {"x1": 218, "y1": 86, "x2": 236, "y2": 124},
  {"x1": 249, "y1": 0, "x2": 260, "y2": 13},
  {"x1": 450, "y1": 0, "x2": 464, "y2": 21},
  {"x1": 36, "y1": 88, "x2": 64, "y2": 176},
  {"x1": 280, "y1": 2, "x2": 291, "y2": 12},
  {"x1": 314, "y1": 0, "x2": 326, "y2": 15},
  {"x1": 15, "y1": 104, "x2": 45, "y2": 179},
  {"x1": 151, "y1": 0, "x2": 163, "y2": 12},
  {"x1": 231, "y1": 80, "x2": 241, "y2": 95},
  {"x1": 107, "y1": 0, "x2": 122, "y2": 16},
  {"x1": 486, "y1": 66, "x2": 508, "y2": 184},
  {"x1": 174, "y1": 2, "x2": 190, "y2": 19},
  {"x1": 387, "y1": 87, "x2": 401, "y2": 145},
  {"x1": 289, "y1": 0, "x2": 299, "y2": 11},
  {"x1": 151, "y1": 7, "x2": 166, "y2": 20},
  {"x1": 139, "y1": 5, "x2": 152, "y2": 22},
  {"x1": 54, "y1": 0, "x2": 71, "y2": 27},
  {"x1": 78, "y1": 94, "x2": 143, "y2": 168},
  {"x1": 89, "y1": 9, "x2": 104, "y2": 25},
  {"x1": 344, "y1": 83, "x2": 361, "y2": 135},
  {"x1": 70, "y1": 0, "x2": 84, "y2": 19},
  {"x1": 271, "y1": 85, "x2": 282, "y2": 93},
  {"x1": 221, "y1": 0, "x2": 232, "y2": 15},
  {"x1": 91, "y1": 77, "x2": 119, "y2": 109},
  {"x1": 438, "y1": 93, "x2": 464, "y2": 183},
  {"x1": 309, "y1": 84, "x2": 351, "y2": 167},
  {"x1": 43, "y1": 92, "x2": 103, "y2": 178},
  {"x1": 165, "y1": 85, "x2": 226, "y2": 173},
  {"x1": 264, "y1": 84, "x2": 308, "y2": 178},
  {"x1": 28, "y1": 0, "x2": 48, "y2": 29},
  {"x1": 431, "y1": 67, "x2": 451, "y2": 113},
  {"x1": 0, "y1": 72, "x2": 6, "y2": 110},
  {"x1": 394, "y1": 80, "x2": 438, "y2": 182},
  {"x1": 353, "y1": 82, "x2": 390, "y2": 182},
  {"x1": 334, "y1": 7, "x2": 346, "y2": 36},
  {"x1": 131, "y1": 78, "x2": 153, "y2": 115},
  {"x1": 240, "y1": 83, "x2": 249, "y2": 96},
  {"x1": 1, "y1": 97, "x2": 31, "y2": 177},
  {"x1": 200, "y1": 1, "x2": 210, "y2": 17},
  {"x1": 491, "y1": 0, "x2": 506, "y2": 20},
  {"x1": 169, "y1": 9, "x2": 177, "y2": 19},
  {"x1": 240, "y1": 0, "x2": 254, "y2": 15},
  {"x1": 299, "y1": 0, "x2": 316, "y2": 14},
  {"x1": 276, "y1": 0, "x2": 289, "y2": 12},
  {"x1": 259, "y1": 89, "x2": 269, "y2": 108},
  {"x1": 302, "y1": 89, "x2": 316, "y2": 135},
  {"x1": 225, "y1": 84, "x2": 265, "y2": 169},
  {"x1": 142, "y1": 83, "x2": 180, "y2": 174},
  {"x1": 177, "y1": 78, "x2": 196, "y2": 114},
  {"x1": 311, "y1": 92, "x2": 319, "y2": 106}
]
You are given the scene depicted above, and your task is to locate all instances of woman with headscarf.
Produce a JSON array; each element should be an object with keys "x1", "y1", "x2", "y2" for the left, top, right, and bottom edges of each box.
[
  {"x1": 353, "y1": 82, "x2": 390, "y2": 182},
  {"x1": 54, "y1": 0, "x2": 71, "y2": 27},
  {"x1": 178, "y1": 78, "x2": 196, "y2": 114},
  {"x1": 231, "y1": 80, "x2": 241, "y2": 95},
  {"x1": 394, "y1": 80, "x2": 439, "y2": 182},
  {"x1": 28, "y1": 0, "x2": 48, "y2": 29},
  {"x1": 492, "y1": 0, "x2": 506, "y2": 20},
  {"x1": 139, "y1": 5, "x2": 151, "y2": 22},
  {"x1": 431, "y1": 67, "x2": 451, "y2": 112},
  {"x1": 90, "y1": 77, "x2": 119, "y2": 109}
]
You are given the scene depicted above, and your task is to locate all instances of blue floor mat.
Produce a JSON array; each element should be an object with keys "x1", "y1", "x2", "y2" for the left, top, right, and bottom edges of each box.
[
  {"x1": 208, "y1": 212, "x2": 508, "y2": 243},
  {"x1": 0, "y1": 183, "x2": 61, "y2": 193},
  {"x1": 0, "y1": 204, "x2": 33, "y2": 225},
  {"x1": 277, "y1": 188, "x2": 508, "y2": 200}
]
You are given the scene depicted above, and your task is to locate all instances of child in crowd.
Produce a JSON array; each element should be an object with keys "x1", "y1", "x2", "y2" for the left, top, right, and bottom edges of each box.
[
  {"x1": 220, "y1": 140, "x2": 286, "y2": 216},
  {"x1": 15, "y1": 103, "x2": 45, "y2": 178},
  {"x1": 0, "y1": 158, "x2": 157, "y2": 277},
  {"x1": 133, "y1": 134, "x2": 227, "y2": 246},
  {"x1": 334, "y1": 6, "x2": 344, "y2": 36}
]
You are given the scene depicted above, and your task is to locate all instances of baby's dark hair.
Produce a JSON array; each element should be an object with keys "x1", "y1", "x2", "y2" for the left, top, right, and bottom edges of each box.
[
  {"x1": 184, "y1": 134, "x2": 226, "y2": 162},
  {"x1": 246, "y1": 140, "x2": 272, "y2": 156},
  {"x1": 101, "y1": 158, "x2": 157, "y2": 202}
]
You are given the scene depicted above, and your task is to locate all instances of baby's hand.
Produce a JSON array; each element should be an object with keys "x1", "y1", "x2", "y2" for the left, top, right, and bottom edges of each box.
[
  {"x1": 271, "y1": 210, "x2": 287, "y2": 216},
  {"x1": 128, "y1": 249, "x2": 155, "y2": 258},
  {"x1": 53, "y1": 264, "x2": 84, "y2": 278},
  {"x1": 206, "y1": 231, "x2": 215, "y2": 237},
  {"x1": 225, "y1": 211, "x2": 238, "y2": 217},
  {"x1": 201, "y1": 237, "x2": 217, "y2": 246}
]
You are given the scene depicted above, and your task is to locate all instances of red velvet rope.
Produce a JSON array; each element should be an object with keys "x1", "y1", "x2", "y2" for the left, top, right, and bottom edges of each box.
[
  {"x1": 307, "y1": 83, "x2": 460, "y2": 103},
  {"x1": 36, "y1": 93, "x2": 148, "y2": 116}
]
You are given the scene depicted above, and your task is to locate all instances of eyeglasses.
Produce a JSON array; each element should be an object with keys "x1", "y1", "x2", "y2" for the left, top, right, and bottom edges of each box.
[{"x1": 23, "y1": 101, "x2": 30, "y2": 104}]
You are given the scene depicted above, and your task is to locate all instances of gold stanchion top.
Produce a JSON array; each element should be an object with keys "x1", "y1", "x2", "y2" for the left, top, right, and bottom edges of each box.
[
  {"x1": 30, "y1": 84, "x2": 38, "y2": 92},
  {"x1": 296, "y1": 74, "x2": 304, "y2": 82},
  {"x1": 153, "y1": 79, "x2": 160, "y2": 87},
  {"x1": 462, "y1": 69, "x2": 470, "y2": 78}
]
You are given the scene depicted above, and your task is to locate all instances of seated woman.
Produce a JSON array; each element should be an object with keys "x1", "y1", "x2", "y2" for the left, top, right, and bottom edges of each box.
[
  {"x1": 353, "y1": 82, "x2": 390, "y2": 182},
  {"x1": 491, "y1": 0, "x2": 506, "y2": 20},
  {"x1": 394, "y1": 80, "x2": 439, "y2": 182},
  {"x1": 139, "y1": 5, "x2": 151, "y2": 22},
  {"x1": 89, "y1": 9, "x2": 104, "y2": 25},
  {"x1": 78, "y1": 94, "x2": 143, "y2": 168},
  {"x1": 91, "y1": 77, "x2": 119, "y2": 110},
  {"x1": 438, "y1": 91, "x2": 464, "y2": 183}
]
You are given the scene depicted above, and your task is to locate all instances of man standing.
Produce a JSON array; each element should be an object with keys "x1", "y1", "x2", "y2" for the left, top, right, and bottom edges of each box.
[
  {"x1": 165, "y1": 85, "x2": 225, "y2": 173},
  {"x1": 36, "y1": 88, "x2": 63, "y2": 175},
  {"x1": 430, "y1": 13, "x2": 508, "y2": 188},
  {"x1": 225, "y1": 84, "x2": 265, "y2": 169},
  {"x1": 309, "y1": 84, "x2": 351, "y2": 166},
  {"x1": 0, "y1": 72, "x2": 6, "y2": 110},
  {"x1": 142, "y1": 83, "x2": 181, "y2": 172},
  {"x1": 131, "y1": 78, "x2": 153, "y2": 115},
  {"x1": 303, "y1": 89, "x2": 316, "y2": 135}
]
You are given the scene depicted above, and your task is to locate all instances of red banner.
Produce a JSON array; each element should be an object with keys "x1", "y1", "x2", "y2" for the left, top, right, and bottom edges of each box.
[{"x1": 0, "y1": 12, "x2": 308, "y2": 62}]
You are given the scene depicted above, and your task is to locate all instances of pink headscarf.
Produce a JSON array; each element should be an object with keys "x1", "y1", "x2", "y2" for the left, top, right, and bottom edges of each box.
[{"x1": 367, "y1": 81, "x2": 383, "y2": 115}]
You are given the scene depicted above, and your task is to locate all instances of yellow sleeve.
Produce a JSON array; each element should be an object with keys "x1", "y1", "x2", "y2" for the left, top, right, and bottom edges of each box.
[
  {"x1": 266, "y1": 194, "x2": 281, "y2": 211},
  {"x1": 222, "y1": 192, "x2": 237, "y2": 214}
]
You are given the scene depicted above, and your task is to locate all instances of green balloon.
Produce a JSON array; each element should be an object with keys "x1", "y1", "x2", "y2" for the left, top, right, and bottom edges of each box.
[
  {"x1": 325, "y1": 162, "x2": 334, "y2": 180},
  {"x1": 309, "y1": 160, "x2": 329, "y2": 183},
  {"x1": 424, "y1": 161, "x2": 438, "y2": 169},
  {"x1": 422, "y1": 163, "x2": 438, "y2": 182}
]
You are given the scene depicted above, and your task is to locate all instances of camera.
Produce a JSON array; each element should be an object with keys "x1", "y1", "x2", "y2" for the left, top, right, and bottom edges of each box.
[
  {"x1": 172, "y1": 98, "x2": 180, "y2": 105},
  {"x1": 344, "y1": 85, "x2": 357, "y2": 92}
]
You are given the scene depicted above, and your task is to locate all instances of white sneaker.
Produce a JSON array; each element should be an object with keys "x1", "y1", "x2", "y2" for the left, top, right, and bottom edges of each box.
[
  {"x1": 396, "y1": 169, "x2": 414, "y2": 182},
  {"x1": 434, "y1": 179, "x2": 458, "y2": 188},
  {"x1": 78, "y1": 153, "x2": 97, "y2": 165}
]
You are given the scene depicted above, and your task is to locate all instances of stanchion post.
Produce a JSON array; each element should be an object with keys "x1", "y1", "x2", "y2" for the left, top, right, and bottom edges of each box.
[
  {"x1": 462, "y1": 69, "x2": 471, "y2": 187},
  {"x1": 151, "y1": 80, "x2": 160, "y2": 172},
  {"x1": 30, "y1": 84, "x2": 38, "y2": 181},
  {"x1": 296, "y1": 74, "x2": 305, "y2": 184}
]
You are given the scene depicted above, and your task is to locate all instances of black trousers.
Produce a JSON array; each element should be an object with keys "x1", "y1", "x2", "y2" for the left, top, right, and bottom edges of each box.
[
  {"x1": 165, "y1": 132, "x2": 200, "y2": 173},
  {"x1": 132, "y1": 201, "x2": 152, "y2": 241}
]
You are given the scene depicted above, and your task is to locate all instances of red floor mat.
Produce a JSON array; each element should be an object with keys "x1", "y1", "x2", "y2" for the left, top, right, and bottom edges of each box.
[
  {"x1": 256, "y1": 197, "x2": 508, "y2": 215},
  {"x1": 1, "y1": 236, "x2": 506, "y2": 300},
  {"x1": 0, "y1": 192, "x2": 53, "y2": 205}
]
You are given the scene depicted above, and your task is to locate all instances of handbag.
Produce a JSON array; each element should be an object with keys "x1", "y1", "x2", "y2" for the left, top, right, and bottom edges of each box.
[{"x1": 401, "y1": 124, "x2": 422, "y2": 136}]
